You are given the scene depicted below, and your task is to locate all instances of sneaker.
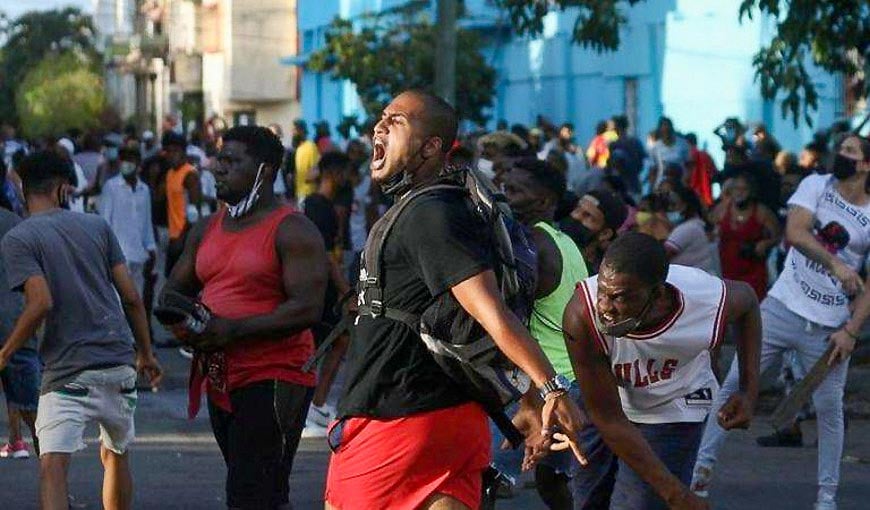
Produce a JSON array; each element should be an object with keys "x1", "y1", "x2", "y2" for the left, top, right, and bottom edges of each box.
[
  {"x1": 756, "y1": 428, "x2": 803, "y2": 447},
  {"x1": 178, "y1": 346, "x2": 194, "y2": 360},
  {"x1": 0, "y1": 441, "x2": 30, "y2": 459},
  {"x1": 308, "y1": 403, "x2": 335, "y2": 428},
  {"x1": 690, "y1": 465, "x2": 713, "y2": 497},
  {"x1": 814, "y1": 500, "x2": 836, "y2": 510},
  {"x1": 301, "y1": 419, "x2": 328, "y2": 439}
]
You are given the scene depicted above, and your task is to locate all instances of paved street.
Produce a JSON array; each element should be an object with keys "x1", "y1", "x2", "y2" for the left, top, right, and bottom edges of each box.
[{"x1": 2, "y1": 347, "x2": 870, "y2": 509}]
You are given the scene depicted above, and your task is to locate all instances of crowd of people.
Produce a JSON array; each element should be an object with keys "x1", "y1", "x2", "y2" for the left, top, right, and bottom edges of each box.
[{"x1": 0, "y1": 88, "x2": 866, "y2": 510}]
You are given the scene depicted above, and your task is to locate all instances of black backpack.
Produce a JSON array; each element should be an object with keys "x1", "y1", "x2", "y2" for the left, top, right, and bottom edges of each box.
[{"x1": 356, "y1": 167, "x2": 538, "y2": 448}]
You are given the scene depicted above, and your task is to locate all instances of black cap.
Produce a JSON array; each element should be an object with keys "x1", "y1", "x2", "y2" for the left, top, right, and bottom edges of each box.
[
  {"x1": 583, "y1": 189, "x2": 628, "y2": 232},
  {"x1": 161, "y1": 131, "x2": 187, "y2": 149}
]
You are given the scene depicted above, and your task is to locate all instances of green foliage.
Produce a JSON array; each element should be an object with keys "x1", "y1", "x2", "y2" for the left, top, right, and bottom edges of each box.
[
  {"x1": 15, "y1": 52, "x2": 106, "y2": 139},
  {"x1": 499, "y1": 0, "x2": 868, "y2": 126},
  {"x1": 0, "y1": 7, "x2": 100, "y2": 123},
  {"x1": 738, "y1": 0, "x2": 869, "y2": 126},
  {"x1": 494, "y1": 0, "x2": 645, "y2": 52},
  {"x1": 308, "y1": 12, "x2": 496, "y2": 125}
]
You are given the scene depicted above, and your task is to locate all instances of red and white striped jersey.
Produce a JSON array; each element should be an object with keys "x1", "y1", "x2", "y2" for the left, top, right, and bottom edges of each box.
[{"x1": 577, "y1": 265, "x2": 727, "y2": 424}]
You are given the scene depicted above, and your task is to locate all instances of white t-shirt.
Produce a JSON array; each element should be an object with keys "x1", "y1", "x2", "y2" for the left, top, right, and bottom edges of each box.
[
  {"x1": 578, "y1": 265, "x2": 726, "y2": 424},
  {"x1": 768, "y1": 174, "x2": 870, "y2": 327}
]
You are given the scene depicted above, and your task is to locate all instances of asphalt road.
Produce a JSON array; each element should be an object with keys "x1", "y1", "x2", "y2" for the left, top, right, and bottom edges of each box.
[{"x1": 1, "y1": 348, "x2": 870, "y2": 509}]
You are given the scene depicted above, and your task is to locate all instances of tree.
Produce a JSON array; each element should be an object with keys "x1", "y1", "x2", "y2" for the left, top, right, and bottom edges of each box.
[
  {"x1": 496, "y1": 0, "x2": 870, "y2": 126},
  {"x1": 15, "y1": 52, "x2": 106, "y2": 139},
  {"x1": 308, "y1": 8, "x2": 496, "y2": 125},
  {"x1": 0, "y1": 7, "x2": 100, "y2": 123}
]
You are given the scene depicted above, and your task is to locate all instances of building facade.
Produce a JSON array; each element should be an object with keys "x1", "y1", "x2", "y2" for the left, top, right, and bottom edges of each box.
[{"x1": 287, "y1": 0, "x2": 844, "y2": 158}]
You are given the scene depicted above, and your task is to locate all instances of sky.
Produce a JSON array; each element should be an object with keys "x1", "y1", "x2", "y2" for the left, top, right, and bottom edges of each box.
[{"x1": 1, "y1": 0, "x2": 91, "y2": 20}]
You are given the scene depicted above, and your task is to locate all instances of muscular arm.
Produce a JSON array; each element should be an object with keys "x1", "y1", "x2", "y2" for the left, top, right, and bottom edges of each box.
[
  {"x1": 724, "y1": 280, "x2": 761, "y2": 398},
  {"x1": 216, "y1": 214, "x2": 328, "y2": 342},
  {"x1": 452, "y1": 270, "x2": 555, "y2": 386},
  {"x1": 0, "y1": 276, "x2": 51, "y2": 365},
  {"x1": 562, "y1": 293, "x2": 691, "y2": 506},
  {"x1": 531, "y1": 226, "x2": 561, "y2": 299}
]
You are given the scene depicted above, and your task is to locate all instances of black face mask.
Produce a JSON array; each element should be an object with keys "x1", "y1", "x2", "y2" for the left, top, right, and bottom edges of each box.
[
  {"x1": 561, "y1": 218, "x2": 597, "y2": 248},
  {"x1": 832, "y1": 154, "x2": 858, "y2": 180}
]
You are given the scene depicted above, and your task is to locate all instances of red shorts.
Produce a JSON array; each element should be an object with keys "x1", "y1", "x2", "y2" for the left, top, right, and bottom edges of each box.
[{"x1": 325, "y1": 401, "x2": 491, "y2": 510}]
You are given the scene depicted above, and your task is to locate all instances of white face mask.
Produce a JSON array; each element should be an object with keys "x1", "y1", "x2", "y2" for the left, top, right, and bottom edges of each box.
[
  {"x1": 477, "y1": 158, "x2": 494, "y2": 178},
  {"x1": 227, "y1": 163, "x2": 265, "y2": 218},
  {"x1": 120, "y1": 161, "x2": 137, "y2": 176}
]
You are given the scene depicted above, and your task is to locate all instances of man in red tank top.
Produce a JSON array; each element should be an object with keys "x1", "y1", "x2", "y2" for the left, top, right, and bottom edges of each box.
[{"x1": 160, "y1": 126, "x2": 329, "y2": 509}]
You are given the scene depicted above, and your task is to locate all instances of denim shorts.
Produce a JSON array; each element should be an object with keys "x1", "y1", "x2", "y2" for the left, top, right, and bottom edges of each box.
[
  {"x1": 0, "y1": 347, "x2": 41, "y2": 412},
  {"x1": 36, "y1": 365, "x2": 138, "y2": 455}
]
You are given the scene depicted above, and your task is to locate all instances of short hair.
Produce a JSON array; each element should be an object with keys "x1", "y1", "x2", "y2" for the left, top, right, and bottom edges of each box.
[
  {"x1": 318, "y1": 151, "x2": 350, "y2": 176},
  {"x1": 685, "y1": 133, "x2": 698, "y2": 146},
  {"x1": 612, "y1": 115, "x2": 629, "y2": 132},
  {"x1": 18, "y1": 151, "x2": 71, "y2": 196},
  {"x1": 513, "y1": 157, "x2": 566, "y2": 199},
  {"x1": 403, "y1": 90, "x2": 458, "y2": 153},
  {"x1": 161, "y1": 131, "x2": 187, "y2": 150},
  {"x1": 602, "y1": 232, "x2": 669, "y2": 286},
  {"x1": 222, "y1": 125, "x2": 285, "y2": 171},
  {"x1": 119, "y1": 146, "x2": 141, "y2": 163},
  {"x1": 585, "y1": 189, "x2": 628, "y2": 231}
]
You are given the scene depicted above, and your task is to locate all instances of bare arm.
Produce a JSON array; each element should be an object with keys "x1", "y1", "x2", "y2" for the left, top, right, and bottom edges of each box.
[
  {"x1": 715, "y1": 280, "x2": 761, "y2": 429},
  {"x1": 828, "y1": 272, "x2": 870, "y2": 365},
  {"x1": 562, "y1": 293, "x2": 702, "y2": 507},
  {"x1": 0, "y1": 276, "x2": 51, "y2": 366},
  {"x1": 451, "y1": 270, "x2": 555, "y2": 386},
  {"x1": 111, "y1": 263, "x2": 163, "y2": 386}
]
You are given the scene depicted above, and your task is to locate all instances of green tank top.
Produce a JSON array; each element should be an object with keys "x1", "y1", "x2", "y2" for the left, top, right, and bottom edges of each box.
[{"x1": 529, "y1": 221, "x2": 589, "y2": 380}]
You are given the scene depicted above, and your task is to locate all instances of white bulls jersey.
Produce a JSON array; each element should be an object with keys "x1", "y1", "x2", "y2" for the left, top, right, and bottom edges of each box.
[{"x1": 577, "y1": 265, "x2": 727, "y2": 424}]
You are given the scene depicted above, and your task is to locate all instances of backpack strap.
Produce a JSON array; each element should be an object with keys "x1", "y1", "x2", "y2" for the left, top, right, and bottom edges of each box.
[{"x1": 358, "y1": 183, "x2": 466, "y2": 320}]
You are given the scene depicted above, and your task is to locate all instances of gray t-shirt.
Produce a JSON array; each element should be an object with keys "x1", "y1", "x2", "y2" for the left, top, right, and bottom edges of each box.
[
  {"x1": 1, "y1": 209, "x2": 135, "y2": 393},
  {"x1": 0, "y1": 209, "x2": 36, "y2": 351}
]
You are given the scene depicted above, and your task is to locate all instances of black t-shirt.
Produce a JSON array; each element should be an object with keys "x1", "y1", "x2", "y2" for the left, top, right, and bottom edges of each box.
[
  {"x1": 338, "y1": 189, "x2": 492, "y2": 419},
  {"x1": 304, "y1": 193, "x2": 340, "y2": 326}
]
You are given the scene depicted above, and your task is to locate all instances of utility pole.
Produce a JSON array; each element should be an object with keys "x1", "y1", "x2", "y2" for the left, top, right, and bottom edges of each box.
[{"x1": 434, "y1": 0, "x2": 457, "y2": 106}]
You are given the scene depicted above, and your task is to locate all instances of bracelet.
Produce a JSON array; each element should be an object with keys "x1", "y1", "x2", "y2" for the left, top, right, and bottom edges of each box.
[
  {"x1": 543, "y1": 389, "x2": 567, "y2": 402},
  {"x1": 843, "y1": 327, "x2": 860, "y2": 341}
]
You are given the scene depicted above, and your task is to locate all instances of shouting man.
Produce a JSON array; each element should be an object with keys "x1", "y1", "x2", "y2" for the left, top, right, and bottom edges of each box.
[
  {"x1": 325, "y1": 90, "x2": 585, "y2": 510},
  {"x1": 563, "y1": 232, "x2": 761, "y2": 510}
]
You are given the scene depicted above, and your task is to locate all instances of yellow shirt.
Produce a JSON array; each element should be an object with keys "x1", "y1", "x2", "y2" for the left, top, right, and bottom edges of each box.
[{"x1": 294, "y1": 140, "x2": 319, "y2": 201}]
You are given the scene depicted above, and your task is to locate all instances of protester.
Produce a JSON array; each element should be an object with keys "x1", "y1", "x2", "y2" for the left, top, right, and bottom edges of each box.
[
  {"x1": 711, "y1": 173, "x2": 781, "y2": 299},
  {"x1": 292, "y1": 119, "x2": 320, "y2": 203},
  {"x1": 664, "y1": 185, "x2": 718, "y2": 274},
  {"x1": 0, "y1": 206, "x2": 39, "y2": 459},
  {"x1": 502, "y1": 157, "x2": 605, "y2": 509},
  {"x1": 648, "y1": 117, "x2": 691, "y2": 187},
  {"x1": 0, "y1": 150, "x2": 161, "y2": 510},
  {"x1": 560, "y1": 189, "x2": 628, "y2": 274},
  {"x1": 694, "y1": 134, "x2": 870, "y2": 510},
  {"x1": 325, "y1": 90, "x2": 585, "y2": 510},
  {"x1": 563, "y1": 232, "x2": 761, "y2": 510},
  {"x1": 609, "y1": 115, "x2": 646, "y2": 196},
  {"x1": 98, "y1": 147, "x2": 157, "y2": 296},
  {"x1": 161, "y1": 131, "x2": 201, "y2": 277},
  {"x1": 161, "y1": 125, "x2": 328, "y2": 509}
]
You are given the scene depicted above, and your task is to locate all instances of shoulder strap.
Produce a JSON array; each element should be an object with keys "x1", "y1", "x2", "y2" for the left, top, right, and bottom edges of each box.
[{"x1": 360, "y1": 184, "x2": 466, "y2": 318}]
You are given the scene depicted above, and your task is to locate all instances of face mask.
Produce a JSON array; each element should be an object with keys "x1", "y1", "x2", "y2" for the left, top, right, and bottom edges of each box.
[
  {"x1": 561, "y1": 219, "x2": 597, "y2": 249},
  {"x1": 666, "y1": 211, "x2": 683, "y2": 225},
  {"x1": 477, "y1": 158, "x2": 494, "y2": 179},
  {"x1": 120, "y1": 161, "x2": 137, "y2": 176},
  {"x1": 105, "y1": 147, "x2": 119, "y2": 161},
  {"x1": 595, "y1": 288, "x2": 656, "y2": 337},
  {"x1": 381, "y1": 139, "x2": 431, "y2": 197},
  {"x1": 227, "y1": 163, "x2": 265, "y2": 218},
  {"x1": 832, "y1": 154, "x2": 858, "y2": 180},
  {"x1": 56, "y1": 185, "x2": 69, "y2": 210}
]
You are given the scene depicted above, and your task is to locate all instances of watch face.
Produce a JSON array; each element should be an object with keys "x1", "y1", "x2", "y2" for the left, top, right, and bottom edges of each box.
[{"x1": 555, "y1": 374, "x2": 571, "y2": 390}]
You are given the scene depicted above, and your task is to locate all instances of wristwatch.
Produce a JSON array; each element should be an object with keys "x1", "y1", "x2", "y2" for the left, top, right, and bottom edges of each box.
[{"x1": 539, "y1": 374, "x2": 571, "y2": 400}]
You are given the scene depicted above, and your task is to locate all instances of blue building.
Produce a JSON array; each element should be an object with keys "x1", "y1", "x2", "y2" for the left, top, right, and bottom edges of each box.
[{"x1": 283, "y1": 0, "x2": 844, "y2": 160}]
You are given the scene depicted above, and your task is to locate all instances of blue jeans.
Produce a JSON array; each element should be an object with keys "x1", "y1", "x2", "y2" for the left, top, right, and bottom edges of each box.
[
  {"x1": 609, "y1": 421, "x2": 704, "y2": 510},
  {"x1": 490, "y1": 383, "x2": 617, "y2": 509}
]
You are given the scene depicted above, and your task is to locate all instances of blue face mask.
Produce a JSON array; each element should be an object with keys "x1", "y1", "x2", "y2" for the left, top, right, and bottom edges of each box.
[{"x1": 667, "y1": 211, "x2": 683, "y2": 225}]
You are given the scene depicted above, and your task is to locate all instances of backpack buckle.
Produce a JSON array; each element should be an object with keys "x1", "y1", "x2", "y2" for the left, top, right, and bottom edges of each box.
[{"x1": 370, "y1": 300, "x2": 384, "y2": 317}]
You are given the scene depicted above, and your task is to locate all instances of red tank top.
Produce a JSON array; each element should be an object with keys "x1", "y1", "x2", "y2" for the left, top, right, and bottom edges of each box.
[
  {"x1": 718, "y1": 204, "x2": 768, "y2": 299},
  {"x1": 188, "y1": 205, "x2": 316, "y2": 417}
]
